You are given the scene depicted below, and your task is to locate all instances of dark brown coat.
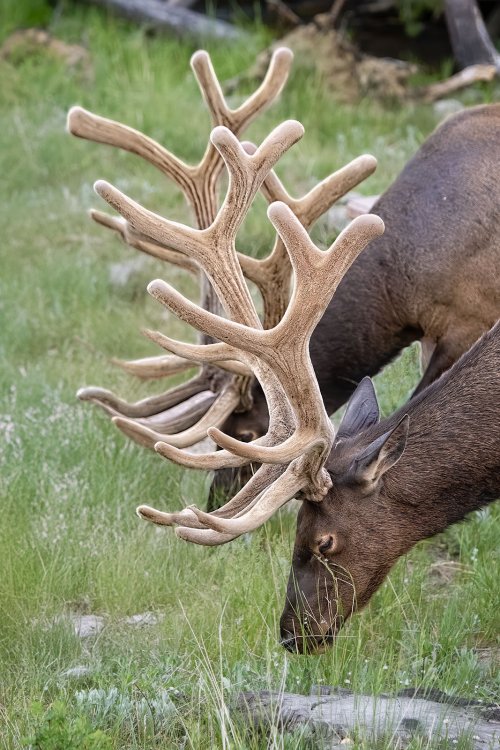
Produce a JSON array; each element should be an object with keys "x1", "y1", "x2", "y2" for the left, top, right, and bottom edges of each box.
[{"x1": 280, "y1": 321, "x2": 500, "y2": 653}]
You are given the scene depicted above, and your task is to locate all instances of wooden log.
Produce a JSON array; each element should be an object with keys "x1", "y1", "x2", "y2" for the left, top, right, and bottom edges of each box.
[
  {"x1": 83, "y1": 0, "x2": 246, "y2": 41},
  {"x1": 444, "y1": 0, "x2": 500, "y2": 70},
  {"x1": 168, "y1": 0, "x2": 198, "y2": 7},
  {"x1": 421, "y1": 63, "x2": 497, "y2": 102},
  {"x1": 234, "y1": 686, "x2": 500, "y2": 749}
]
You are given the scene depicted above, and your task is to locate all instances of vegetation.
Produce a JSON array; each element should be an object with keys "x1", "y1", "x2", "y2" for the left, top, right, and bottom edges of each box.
[
  {"x1": 0, "y1": 4, "x2": 498, "y2": 748},
  {"x1": 395, "y1": 0, "x2": 444, "y2": 37}
]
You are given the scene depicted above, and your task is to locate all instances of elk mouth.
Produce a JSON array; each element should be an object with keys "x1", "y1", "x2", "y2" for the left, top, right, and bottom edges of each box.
[
  {"x1": 280, "y1": 618, "x2": 343, "y2": 654},
  {"x1": 280, "y1": 630, "x2": 336, "y2": 654}
]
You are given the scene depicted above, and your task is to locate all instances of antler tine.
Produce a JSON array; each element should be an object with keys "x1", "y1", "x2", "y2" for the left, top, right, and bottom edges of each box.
[
  {"x1": 294, "y1": 155, "x2": 377, "y2": 228},
  {"x1": 155, "y1": 439, "x2": 254, "y2": 470},
  {"x1": 76, "y1": 381, "x2": 213, "y2": 418},
  {"x1": 110, "y1": 353, "x2": 195, "y2": 379},
  {"x1": 90, "y1": 210, "x2": 198, "y2": 273},
  {"x1": 142, "y1": 329, "x2": 251, "y2": 377},
  {"x1": 175, "y1": 526, "x2": 239, "y2": 546},
  {"x1": 189, "y1": 50, "x2": 229, "y2": 129},
  {"x1": 238, "y1": 149, "x2": 378, "y2": 328},
  {"x1": 229, "y1": 48, "x2": 294, "y2": 130},
  {"x1": 110, "y1": 382, "x2": 241, "y2": 449},
  {"x1": 67, "y1": 106, "x2": 195, "y2": 197}
]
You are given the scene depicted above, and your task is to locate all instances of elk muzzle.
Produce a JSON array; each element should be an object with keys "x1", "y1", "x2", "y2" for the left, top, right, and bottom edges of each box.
[{"x1": 279, "y1": 548, "x2": 357, "y2": 654}]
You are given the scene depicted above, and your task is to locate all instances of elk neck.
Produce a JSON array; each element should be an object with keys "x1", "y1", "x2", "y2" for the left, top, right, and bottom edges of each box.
[
  {"x1": 313, "y1": 104, "x2": 500, "y2": 416},
  {"x1": 310, "y1": 229, "x2": 420, "y2": 415},
  {"x1": 362, "y1": 322, "x2": 500, "y2": 545}
]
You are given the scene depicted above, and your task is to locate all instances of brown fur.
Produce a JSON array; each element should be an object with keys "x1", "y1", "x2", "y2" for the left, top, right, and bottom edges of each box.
[
  {"x1": 210, "y1": 105, "x2": 500, "y2": 507},
  {"x1": 280, "y1": 321, "x2": 500, "y2": 653}
]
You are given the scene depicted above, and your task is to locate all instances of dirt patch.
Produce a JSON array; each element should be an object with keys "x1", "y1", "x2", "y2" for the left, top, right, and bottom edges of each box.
[
  {"x1": 226, "y1": 14, "x2": 496, "y2": 104},
  {"x1": 1, "y1": 28, "x2": 92, "y2": 78},
  {"x1": 428, "y1": 559, "x2": 473, "y2": 585},
  {"x1": 227, "y1": 15, "x2": 416, "y2": 104}
]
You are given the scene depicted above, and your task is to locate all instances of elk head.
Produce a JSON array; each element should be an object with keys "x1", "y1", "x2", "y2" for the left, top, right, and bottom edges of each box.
[
  {"x1": 280, "y1": 378, "x2": 410, "y2": 653},
  {"x1": 72, "y1": 50, "x2": 390, "y2": 654}
]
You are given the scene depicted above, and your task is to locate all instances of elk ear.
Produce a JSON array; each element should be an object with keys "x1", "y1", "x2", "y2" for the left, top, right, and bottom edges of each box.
[
  {"x1": 338, "y1": 377, "x2": 379, "y2": 438},
  {"x1": 349, "y1": 414, "x2": 409, "y2": 485}
]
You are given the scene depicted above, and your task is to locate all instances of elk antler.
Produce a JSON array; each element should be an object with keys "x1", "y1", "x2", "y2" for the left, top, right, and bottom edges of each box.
[
  {"x1": 142, "y1": 207, "x2": 383, "y2": 543},
  {"x1": 88, "y1": 116, "x2": 384, "y2": 544},
  {"x1": 69, "y1": 47, "x2": 294, "y2": 445},
  {"x1": 93, "y1": 121, "x2": 305, "y2": 449},
  {"x1": 69, "y1": 47, "x2": 377, "y2": 455},
  {"x1": 142, "y1": 207, "x2": 384, "y2": 544}
]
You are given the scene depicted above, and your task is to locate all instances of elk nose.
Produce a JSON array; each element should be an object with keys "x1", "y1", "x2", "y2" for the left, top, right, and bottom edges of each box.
[{"x1": 280, "y1": 630, "x2": 300, "y2": 653}]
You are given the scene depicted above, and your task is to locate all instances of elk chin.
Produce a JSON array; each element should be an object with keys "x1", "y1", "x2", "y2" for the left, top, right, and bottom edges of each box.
[
  {"x1": 279, "y1": 589, "x2": 349, "y2": 654},
  {"x1": 280, "y1": 619, "x2": 343, "y2": 654}
]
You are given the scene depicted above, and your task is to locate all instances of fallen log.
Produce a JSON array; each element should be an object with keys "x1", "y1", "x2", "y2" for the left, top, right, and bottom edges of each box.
[
  {"x1": 421, "y1": 63, "x2": 497, "y2": 103},
  {"x1": 83, "y1": 0, "x2": 246, "y2": 41},
  {"x1": 234, "y1": 686, "x2": 500, "y2": 749}
]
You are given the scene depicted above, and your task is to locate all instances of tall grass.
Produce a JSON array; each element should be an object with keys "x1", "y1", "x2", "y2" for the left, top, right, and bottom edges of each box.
[{"x1": 0, "y1": 5, "x2": 498, "y2": 748}]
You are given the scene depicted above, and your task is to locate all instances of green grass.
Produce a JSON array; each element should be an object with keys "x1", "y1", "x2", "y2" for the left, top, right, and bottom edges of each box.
[{"x1": 0, "y1": 5, "x2": 499, "y2": 748}]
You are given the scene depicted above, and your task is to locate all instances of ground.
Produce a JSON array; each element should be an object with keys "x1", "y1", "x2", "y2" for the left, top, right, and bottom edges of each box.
[{"x1": 0, "y1": 3, "x2": 499, "y2": 748}]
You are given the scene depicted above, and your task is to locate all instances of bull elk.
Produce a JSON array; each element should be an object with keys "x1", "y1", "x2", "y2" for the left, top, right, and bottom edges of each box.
[
  {"x1": 67, "y1": 51, "x2": 500, "y2": 510},
  {"x1": 73, "y1": 93, "x2": 500, "y2": 651}
]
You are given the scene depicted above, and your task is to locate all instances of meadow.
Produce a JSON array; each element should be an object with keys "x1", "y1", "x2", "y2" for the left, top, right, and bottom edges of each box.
[{"x1": 0, "y1": 3, "x2": 499, "y2": 748}]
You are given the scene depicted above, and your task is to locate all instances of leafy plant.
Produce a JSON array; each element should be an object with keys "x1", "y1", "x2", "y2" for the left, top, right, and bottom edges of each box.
[
  {"x1": 24, "y1": 701, "x2": 112, "y2": 750},
  {"x1": 395, "y1": 0, "x2": 444, "y2": 37}
]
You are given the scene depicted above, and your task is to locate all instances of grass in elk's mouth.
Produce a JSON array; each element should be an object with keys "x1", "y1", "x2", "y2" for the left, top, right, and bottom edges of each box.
[{"x1": 0, "y1": 3, "x2": 499, "y2": 747}]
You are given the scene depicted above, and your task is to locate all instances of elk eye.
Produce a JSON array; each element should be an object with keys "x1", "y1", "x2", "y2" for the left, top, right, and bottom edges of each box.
[{"x1": 318, "y1": 535, "x2": 335, "y2": 554}]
